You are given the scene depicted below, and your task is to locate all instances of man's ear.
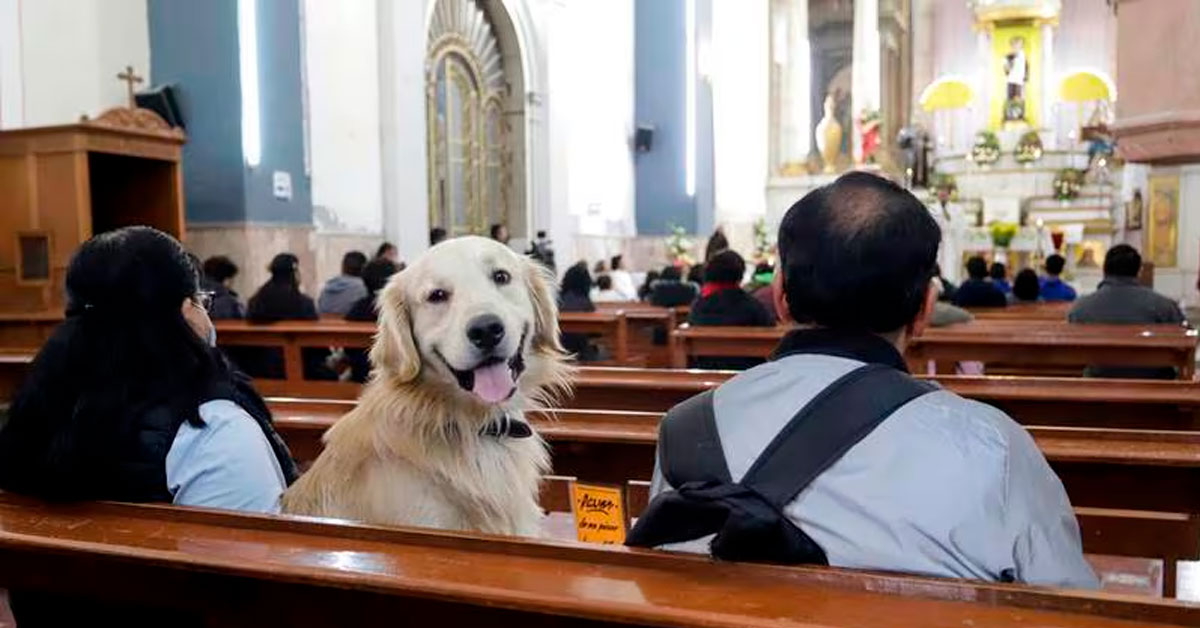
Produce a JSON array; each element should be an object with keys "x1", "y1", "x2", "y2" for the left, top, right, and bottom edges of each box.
[
  {"x1": 771, "y1": 271, "x2": 792, "y2": 325},
  {"x1": 907, "y1": 280, "x2": 939, "y2": 340},
  {"x1": 370, "y1": 274, "x2": 421, "y2": 383},
  {"x1": 525, "y1": 259, "x2": 566, "y2": 355}
]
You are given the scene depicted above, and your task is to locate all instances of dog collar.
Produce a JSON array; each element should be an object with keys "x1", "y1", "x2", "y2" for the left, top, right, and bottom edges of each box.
[{"x1": 479, "y1": 413, "x2": 533, "y2": 439}]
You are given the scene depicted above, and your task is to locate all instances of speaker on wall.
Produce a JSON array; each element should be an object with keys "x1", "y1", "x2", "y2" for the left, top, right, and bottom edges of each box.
[{"x1": 635, "y1": 124, "x2": 655, "y2": 153}]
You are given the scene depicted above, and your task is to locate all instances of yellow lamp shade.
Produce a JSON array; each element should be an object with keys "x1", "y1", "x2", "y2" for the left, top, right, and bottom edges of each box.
[
  {"x1": 1059, "y1": 71, "x2": 1113, "y2": 103},
  {"x1": 919, "y1": 78, "x2": 973, "y2": 112}
]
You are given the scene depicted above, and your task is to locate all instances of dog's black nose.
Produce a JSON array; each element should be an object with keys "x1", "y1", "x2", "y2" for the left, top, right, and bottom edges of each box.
[{"x1": 467, "y1": 314, "x2": 506, "y2": 350}]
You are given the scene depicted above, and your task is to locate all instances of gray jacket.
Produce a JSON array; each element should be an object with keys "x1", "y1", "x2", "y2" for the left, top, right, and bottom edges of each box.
[
  {"x1": 650, "y1": 334, "x2": 1097, "y2": 589},
  {"x1": 317, "y1": 275, "x2": 368, "y2": 315},
  {"x1": 1068, "y1": 276, "x2": 1185, "y2": 325}
]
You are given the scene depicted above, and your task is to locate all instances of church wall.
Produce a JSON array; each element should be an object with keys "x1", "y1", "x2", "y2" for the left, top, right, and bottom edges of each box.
[
  {"x1": 148, "y1": 0, "x2": 245, "y2": 224},
  {"x1": 634, "y1": 0, "x2": 694, "y2": 235},
  {"x1": 14, "y1": 0, "x2": 150, "y2": 128}
]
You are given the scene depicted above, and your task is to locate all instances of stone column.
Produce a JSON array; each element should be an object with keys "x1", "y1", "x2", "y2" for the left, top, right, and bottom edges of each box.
[{"x1": 851, "y1": 0, "x2": 880, "y2": 164}]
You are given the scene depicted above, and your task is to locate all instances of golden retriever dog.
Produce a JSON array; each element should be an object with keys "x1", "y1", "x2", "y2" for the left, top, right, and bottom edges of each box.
[{"x1": 282, "y1": 237, "x2": 571, "y2": 536}]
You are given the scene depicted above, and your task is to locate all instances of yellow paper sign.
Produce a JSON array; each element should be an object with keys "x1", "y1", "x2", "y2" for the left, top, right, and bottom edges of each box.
[{"x1": 571, "y1": 482, "x2": 626, "y2": 544}]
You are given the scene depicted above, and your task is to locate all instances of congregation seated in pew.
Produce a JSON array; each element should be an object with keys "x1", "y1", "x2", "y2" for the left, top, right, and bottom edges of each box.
[
  {"x1": 1040, "y1": 254, "x2": 1078, "y2": 302},
  {"x1": 629, "y1": 172, "x2": 1097, "y2": 589},
  {"x1": 558, "y1": 261, "x2": 603, "y2": 361},
  {"x1": 317, "y1": 250, "x2": 368, "y2": 316},
  {"x1": 649, "y1": 265, "x2": 699, "y2": 307},
  {"x1": 200, "y1": 255, "x2": 244, "y2": 319},
  {"x1": 687, "y1": 250, "x2": 775, "y2": 370},
  {"x1": 0, "y1": 227, "x2": 299, "y2": 626},
  {"x1": 1013, "y1": 268, "x2": 1041, "y2": 304},
  {"x1": 1070, "y1": 244, "x2": 1188, "y2": 379},
  {"x1": 236, "y1": 253, "x2": 337, "y2": 381},
  {"x1": 953, "y1": 256, "x2": 1008, "y2": 308},
  {"x1": 344, "y1": 257, "x2": 401, "y2": 383}
]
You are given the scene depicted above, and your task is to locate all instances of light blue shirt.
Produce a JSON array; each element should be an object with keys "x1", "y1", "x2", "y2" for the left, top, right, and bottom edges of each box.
[
  {"x1": 165, "y1": 399, "x2": 286, "y2": 513},
  {"x1": 650, "y1": 353, "x2": 1098, "y2": 590}
]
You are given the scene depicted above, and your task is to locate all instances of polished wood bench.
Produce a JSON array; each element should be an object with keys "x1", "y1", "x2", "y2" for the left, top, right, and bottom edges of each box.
[
  {"x1": 570, "y1": 367, "x2": 1200, "y2": 430},
  {"x1": 595, "y1": 303, "x2": 686, "y2": 367},
  {"x1": 558, "y1": 310, "x2": 630, "y2": 364},
  {"x1": 967, "y1": 301, "x2": 1071, "y2": 321},
  {"x1": 268, "y1": 402, "x2": 1200, "y2": 516},
  {"x1": 0, "y1": 493, "x2": 1194, "y2": 626},
  {"x1": 215, "y1": 320, "x2": 375, "y2": 398},
  {"x1": 670, "y1": 323, "x2": 1199, "y2": 378}
]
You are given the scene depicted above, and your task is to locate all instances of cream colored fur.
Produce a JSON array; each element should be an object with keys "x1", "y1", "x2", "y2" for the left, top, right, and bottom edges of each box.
[{"x1": 282, "y1": 237, "x2": 572, "y2": 536}]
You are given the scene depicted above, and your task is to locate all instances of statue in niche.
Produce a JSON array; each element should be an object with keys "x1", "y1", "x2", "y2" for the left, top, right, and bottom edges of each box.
[
  {"x1": 1003, "y1": 37, "x2": 1029, "y2": 121},
  {"x1": 815, "y1": 93, "x2": 843, "y2": 174}
]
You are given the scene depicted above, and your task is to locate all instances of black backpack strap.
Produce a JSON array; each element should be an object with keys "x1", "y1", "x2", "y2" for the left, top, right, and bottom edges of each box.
[
  {"x1": 659, "y1": 390, "x2": 730, "y2": 489},
  {"x1": 743, "y1": 364, "x2": 935, "y2": 508},
  {"x1": 628, "y1": 364, "x2": 935, "y2": 564}
]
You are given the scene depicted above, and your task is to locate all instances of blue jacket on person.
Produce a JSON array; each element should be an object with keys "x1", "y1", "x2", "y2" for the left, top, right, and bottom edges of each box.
[{"x1": 1039, "y1": 277, "x2": 1077, "y2": 302}]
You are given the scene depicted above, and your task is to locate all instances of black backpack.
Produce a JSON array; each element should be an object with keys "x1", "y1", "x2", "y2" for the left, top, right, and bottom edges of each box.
[{"x1": 626, "y1": 364, "x2": 934, "y2": 564}]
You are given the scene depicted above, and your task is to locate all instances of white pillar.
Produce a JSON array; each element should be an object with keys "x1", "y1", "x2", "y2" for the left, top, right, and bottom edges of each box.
[
  {"x1": 851, "y1": 0, "x2": 880, "y2": 164},
  {"x1": 1040, "y1": 21, "x2": 1055, "y2": 144},
  {"x1": 775, "y1": 0, "x2": 810, "y2": 167}
]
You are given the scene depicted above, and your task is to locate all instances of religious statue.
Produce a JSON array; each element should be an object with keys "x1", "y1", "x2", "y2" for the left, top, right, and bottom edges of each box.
[
  {"x1": 815, "y1": 94, "x2": 843, "y2": 174},
  {"x1": 856, "y1": 109, "x2": 881, "y2": 167},
  {"x1": 1003, "y1": 37, "x2": 1028, "y2": 121}
]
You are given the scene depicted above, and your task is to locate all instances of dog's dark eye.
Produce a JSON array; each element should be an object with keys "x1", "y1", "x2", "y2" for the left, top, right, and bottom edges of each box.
[
  {"x1": 427, "y1": 289, "x2": 450, "y2": 303},
  {"x1": 492, "y1": 269, "x2": 512, "y2": 286}
]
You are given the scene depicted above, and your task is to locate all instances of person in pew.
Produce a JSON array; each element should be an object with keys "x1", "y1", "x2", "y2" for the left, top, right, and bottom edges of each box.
[
  {"x1": 688, "y1": 250, "x2": 775, "y2": 369},
  {"x1": 558, "y1": 262, "x2": 602, "y2": 361},
  {"x1": 490, "y1": 223, "x2": 511, "y2": 247},
  {"x1": 430, "y1": 227, "x2": 447, "y2": 247},
  {"x1": 201, "y1": 255, "x2": 244, "y2": 319},
  {"x1": 1012, "y1": 268, "x2": 1041, "y2": 304},
  {"x1": 317, "y1": 250, "x2": 368, "y2": 316},
  {"x1": 345, "y1": 258, "x2": 400, "y2": 383},
  {"x1": 953, "y1": 256, "x2": 1008, "y2": 308},
  {"x1": 242, "y1": 254, "x2": 337, "y2": 381},
  {"x1": 744, "y1": 262, "x2": 778, "y2": 322},
  {"x1": 592, "y1": 274, "x2": 626, "y2": 303},
  {"x1": 629, "y1": 172, "x2": 1097, "y2": 589},
  {"x1": 1068, "y1": 245, "x2": 1186, "y2": 379},
  {"x1": 0, "y1": 227, "x2": 298, "y2": 626},
  {"x1": 608, "y1": 254, "x2": 638, "y2": 300},
  {"x1": 1039, "y1": 254, "x2": 1077, "y2": 302},
  {"x1": 932, "y1": 263, "x2": 958, "y2": 303},
  {"x1": 649, "y1": 265, "x2": 699, "y2": 307},
  {"x1": 989, "y1": 262, "x2": 1011, "y2": 295},
  {"x1": 637, "y1": 269, "x2": 661, "y2": 302},
  {"x1": 376, "y1": 241, "x2": 400, "y2": 264},
  {"x1": 686, "y1": 262, "x2": 706, "y2": 288}
]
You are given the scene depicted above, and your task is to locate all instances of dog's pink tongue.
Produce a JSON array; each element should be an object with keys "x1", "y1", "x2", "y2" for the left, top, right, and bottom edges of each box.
[{"x1": 472, "y1": 362, "x2": 515, "y2": 403}]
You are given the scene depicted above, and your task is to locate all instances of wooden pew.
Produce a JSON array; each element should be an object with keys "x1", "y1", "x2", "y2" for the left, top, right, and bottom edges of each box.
[
  {"x1": 967, "y1": 301, "x2": 1071, "y2": 321},
  {"x1": 671, "y1": 323, "x2": 1199, "y2": 378},
  {"x1": 0, "y1": 493, "x2": 1194, "y2": 626},
  {"x1": 215, "y1": 320, "x2": 374, "y2": 398},
  {"x1": 0, "y1": 312, "x2": 62, "y2": 350},
  {"x1": 268, "y1": 402, "x2": 1200, "y2": 519},
  {"x1": 594, "y1": 303, "x2": 686, "y2": 367},
  {"x1": 570, "y1": 367, "x2": 1200, "y2": 430},
  {"x1": 558, "y1": 310, "x2": 630, "y2": 364},
  {"x1": 0, "y1": 350, "x2": 33, "y2": 403}
]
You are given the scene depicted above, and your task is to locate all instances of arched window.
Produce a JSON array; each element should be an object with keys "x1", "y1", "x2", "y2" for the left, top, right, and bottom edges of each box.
[{"x1": 427, "y1": 0, "x2": 514, "y2": 236}]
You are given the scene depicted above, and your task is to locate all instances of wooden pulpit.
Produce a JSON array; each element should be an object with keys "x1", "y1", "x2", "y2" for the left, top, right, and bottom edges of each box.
[{"x1": 0, "y1": 107, "x2": 186, "y2": 315}]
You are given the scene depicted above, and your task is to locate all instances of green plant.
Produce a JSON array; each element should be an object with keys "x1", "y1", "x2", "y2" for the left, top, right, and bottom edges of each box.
[
  {"x1": 1053, "y1": 168, "x2": 1084, "y2": 201},
  {"x1": 970, "y1": 130, "x2": 1001, "y2": 165},
  {"x1": 664, "y1": 224, "x2": 694, "y2": 266},
  {"x1": 989, "y1": 222, "x2": 1018, "y2": 248},
  {"x1": 1014, "y1": 130, "x2": 1043, "y2": 164},
  {"x1": 752, "y1": 217, "x2": 773, "y2": 262}
]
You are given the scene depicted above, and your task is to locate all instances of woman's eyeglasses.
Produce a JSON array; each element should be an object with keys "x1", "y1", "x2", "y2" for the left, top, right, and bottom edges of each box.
[{"x1": 195, "y1": 291, "x2": 216, "y2": 312}]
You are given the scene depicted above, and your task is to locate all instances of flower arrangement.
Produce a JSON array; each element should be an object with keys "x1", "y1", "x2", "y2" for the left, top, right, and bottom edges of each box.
[
  {"x1": 989, "y1": 221, "x2": 1019, "y2": 249},
  {"x1": 665, "y1": 223, "x2": 695, "y2": 266},
  {"x1": 1053, "y1": 168, "x2": 1084, "y2": 201},
  {"x1": 970, "y1": 130, "x2": 1001, "y2": 165},
  {"x1": 1014, "y1": 130, "x2": 1043, "y2": 164},
  {"x1": 752, "y1": 217, "x2": 773, "y2": 262},
  {"x1": 932, "y1": 172, "x2": 958, "y2": 203}
]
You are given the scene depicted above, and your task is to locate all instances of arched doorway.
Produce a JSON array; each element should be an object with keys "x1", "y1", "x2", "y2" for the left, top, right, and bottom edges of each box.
[{"x1": 426, "y1": 0, "x2": 526, "y2": 237}]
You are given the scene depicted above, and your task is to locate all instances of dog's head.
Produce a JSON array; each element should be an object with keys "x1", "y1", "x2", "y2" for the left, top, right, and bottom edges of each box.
[{"x1": 371, "y1": 236, "x2": 568, "y2": 407}]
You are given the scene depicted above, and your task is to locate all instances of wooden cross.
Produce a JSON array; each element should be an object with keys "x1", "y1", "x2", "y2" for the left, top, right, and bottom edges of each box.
[{"x1": 116, "y1": 65, "x2": 144, "y2": 108}]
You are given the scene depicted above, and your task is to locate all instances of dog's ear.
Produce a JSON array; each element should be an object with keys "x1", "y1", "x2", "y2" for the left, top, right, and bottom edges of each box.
[
  {"x1": 524, "y1": 258, "x2": 566, "y2": 355},
  {"x1": 370, "y1": 274, "x2": 421, "y2": 382}
]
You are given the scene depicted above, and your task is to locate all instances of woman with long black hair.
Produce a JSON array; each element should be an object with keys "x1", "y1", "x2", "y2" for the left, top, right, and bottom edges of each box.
[{"x1": 0, "y1": 226, "x2": 298, "y2": 625}]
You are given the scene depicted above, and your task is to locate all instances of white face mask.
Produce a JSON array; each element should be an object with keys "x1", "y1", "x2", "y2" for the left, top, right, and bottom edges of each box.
[{"x1": 206, "y1": 323, "x2": 218, "y2": 348}]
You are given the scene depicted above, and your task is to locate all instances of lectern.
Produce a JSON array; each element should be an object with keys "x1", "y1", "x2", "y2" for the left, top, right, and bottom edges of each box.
[{"x1": 0, "y1": 107, "x2": 186, "y2": 316}]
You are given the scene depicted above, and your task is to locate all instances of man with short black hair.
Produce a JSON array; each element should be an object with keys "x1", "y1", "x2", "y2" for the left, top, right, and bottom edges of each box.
[
  {"x1": 429, "y1": 227, "x2": 447, "y2": 247},
  {"x1": 1039, "y1": 254, "x2": 1076, "y2": 302},
  {"x1": 318, "y1": 251, "x2": 368, "y2": 315},
  {"x1": 631, "y1": 172, "x2": 1095, "y2": 588},
  {"x1": 1069, "y1": 245, "x2": 1185, "y2": 378},
  {"x1": 953, "y1": 256, "x2": 1007, "y2": 307}
]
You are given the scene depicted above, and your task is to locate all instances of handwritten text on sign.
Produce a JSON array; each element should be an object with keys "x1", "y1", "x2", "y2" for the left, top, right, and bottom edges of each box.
[{"x1": 571, "y1": 482, "x2": 626, "y2": 544}]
